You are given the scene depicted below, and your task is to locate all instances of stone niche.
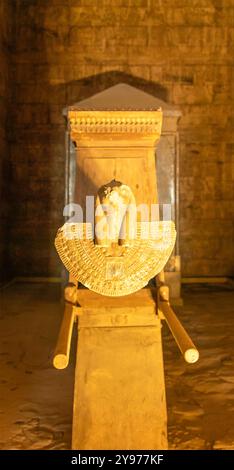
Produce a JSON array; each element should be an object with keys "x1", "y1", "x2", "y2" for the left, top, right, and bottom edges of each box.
[{"x1": 63, "y1": 83, "x2": 181, "y2": 302}]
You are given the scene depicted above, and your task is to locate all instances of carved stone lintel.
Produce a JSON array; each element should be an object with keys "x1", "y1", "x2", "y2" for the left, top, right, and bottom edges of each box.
[{"x1": 68, "y1": 110, "x2": 162, "y2": 135}]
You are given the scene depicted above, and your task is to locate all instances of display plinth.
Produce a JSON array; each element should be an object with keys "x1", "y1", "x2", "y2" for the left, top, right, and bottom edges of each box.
[{"x1": 72, "y1": 289, "x2": 167, "y2": 450}]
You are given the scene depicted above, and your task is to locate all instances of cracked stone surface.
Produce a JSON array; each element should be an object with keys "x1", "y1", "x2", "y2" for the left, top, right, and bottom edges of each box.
[{"x1": 164, "y1": 283, "x2": 234, "y2": 450}]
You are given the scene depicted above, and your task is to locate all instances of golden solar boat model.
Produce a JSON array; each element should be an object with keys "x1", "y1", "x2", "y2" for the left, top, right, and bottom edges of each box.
[{"x1": 53, "y1": 84, "x2": 199, "y2": 450}]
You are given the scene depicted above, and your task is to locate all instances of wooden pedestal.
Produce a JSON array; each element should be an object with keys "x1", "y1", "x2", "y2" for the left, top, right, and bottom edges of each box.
[{"x1": 72, "y1": 289, "x2": 168, "y2": 450}]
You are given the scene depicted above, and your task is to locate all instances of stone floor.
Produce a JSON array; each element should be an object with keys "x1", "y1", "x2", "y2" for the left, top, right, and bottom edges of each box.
[
  {"x1": 0, "y1": 281, "x2": 234, "y2": 450},
  {"x1": 164, "y1": 282, "x2": 234, "y2": 450}
]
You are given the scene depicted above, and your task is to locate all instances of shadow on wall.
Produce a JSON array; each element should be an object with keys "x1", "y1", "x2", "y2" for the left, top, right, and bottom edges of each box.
[{"x1": 57, "y1": 70, "x2": 168, "y2": 106}]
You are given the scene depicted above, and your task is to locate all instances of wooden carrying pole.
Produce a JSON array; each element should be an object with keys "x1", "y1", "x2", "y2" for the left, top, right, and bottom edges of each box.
[
  {"x1": 158, "y1": 284, "x2": 199, "y2": 364},
  {"x1": 53, "y1": 303, "x2": 75, "y2": 369}
]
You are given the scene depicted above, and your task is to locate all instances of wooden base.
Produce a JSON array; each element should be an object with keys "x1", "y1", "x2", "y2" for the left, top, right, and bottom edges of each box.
[{"x1": 72, "y1": 289, "x2": 168, "y2": 450}]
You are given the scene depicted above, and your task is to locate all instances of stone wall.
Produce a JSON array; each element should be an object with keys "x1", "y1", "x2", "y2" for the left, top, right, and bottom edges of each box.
[
  {"x1": 0, "y1": 0, "x2": 12, "y2": 282},
  {"x1": 8, "y1": 0, "x2": 234, "y2": 277}
]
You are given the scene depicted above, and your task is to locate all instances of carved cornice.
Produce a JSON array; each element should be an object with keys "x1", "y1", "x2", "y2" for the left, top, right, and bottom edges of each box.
[{"x1": 68, "y1": 110, "x2": 162, "y2": 135}]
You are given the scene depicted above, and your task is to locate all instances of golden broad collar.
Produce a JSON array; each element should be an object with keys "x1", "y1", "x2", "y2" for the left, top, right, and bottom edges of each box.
[{"x1": 55, "y1": 222, "x2": 176, "y2": 297}]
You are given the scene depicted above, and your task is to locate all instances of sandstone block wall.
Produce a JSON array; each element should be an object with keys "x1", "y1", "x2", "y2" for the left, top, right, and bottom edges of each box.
[
  {"x1": 0, "y1": 0, "x2": 12, "y2": 282},
  {"x1": 1, "y1": 0, "x2": 233, "y2": 277}
]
